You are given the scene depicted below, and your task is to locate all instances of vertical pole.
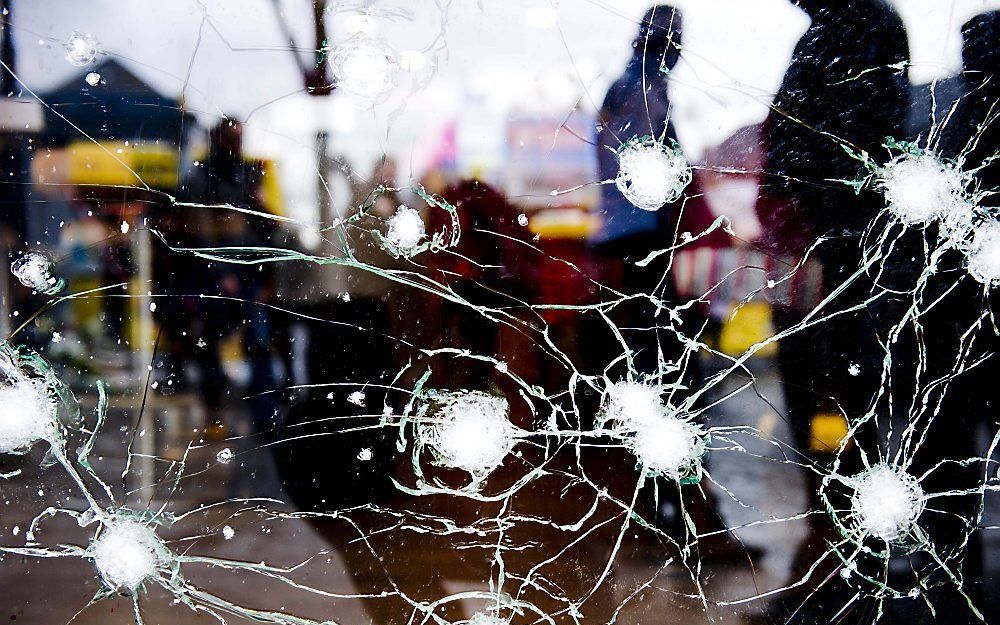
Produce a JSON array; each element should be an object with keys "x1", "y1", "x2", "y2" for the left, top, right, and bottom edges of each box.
[
  {"x1": 317, "y1": 130, "x2": 332, "y2": 234},
  {"x1": 0, "y1": 0, "x2": 20, "y2": 336},
  {"x1": 313, "y1": 0, "x2": 327, "y2": 71},
  {"x1": 0, "y1": 0, "x2": 16, "y2": 95},
  {"x1": 306, "y1": 0, "x2": 332, "y2": 94},
  {"x1": 131, "y1": 219, "x2": 156, "y2": 496},
  {"x1": 0, "y1": 249, "x2": 9, "y2": 340}
]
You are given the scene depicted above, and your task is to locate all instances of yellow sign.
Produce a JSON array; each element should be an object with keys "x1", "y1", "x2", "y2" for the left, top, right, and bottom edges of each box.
[
  {"x1": 719, "y1": 301, "x2": 778, "y2": 357},
  {"x1": 258, "y1": 159, "x2": 285, "y2": 217},
  {"x1": 809, "y1": 412, "x2": 851, "y2": 453},
  {"x1": 67, "y1": 140, "x2": 179, "y2": 189},
  {"x1": 527, "y1": 209, "x2": 599, "y2": 240}
]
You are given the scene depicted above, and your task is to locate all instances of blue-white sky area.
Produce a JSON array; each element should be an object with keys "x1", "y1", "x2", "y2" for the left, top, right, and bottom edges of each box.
[{"x1": 12, "y1": 0, "x2": 1000, "y2": 222}]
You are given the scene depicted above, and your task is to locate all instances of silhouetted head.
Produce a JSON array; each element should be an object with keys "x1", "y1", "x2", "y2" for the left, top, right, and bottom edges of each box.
[
  {"x1": 210, "y1": 117, "x2": 243, "y2": 162},
  {"x1": 962, "y1": 11, "x2": 1000, "y2": 77},
  {"x1": 633, "y1": 5, "x2": 682, "y2": 70},
  {"x1": 795, "y1": 0, "x2": 893, "y2": 18},
  {"x1": 373, "y1": 156, "x2": 398, "y2": 187},
  {"x1": 794, "y1": 0, "x2": 825, "y2": 16}
]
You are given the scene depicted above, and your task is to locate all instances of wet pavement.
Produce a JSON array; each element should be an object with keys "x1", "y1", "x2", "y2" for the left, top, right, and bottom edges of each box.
[{"x1": 1, "y1": 358, "x2": 998, "y2": 624}]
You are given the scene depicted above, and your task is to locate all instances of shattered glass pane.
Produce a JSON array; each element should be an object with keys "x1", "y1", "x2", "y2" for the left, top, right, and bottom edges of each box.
[{"x1": 3, "y1": 1, "x2": 1000, "y2": 624}]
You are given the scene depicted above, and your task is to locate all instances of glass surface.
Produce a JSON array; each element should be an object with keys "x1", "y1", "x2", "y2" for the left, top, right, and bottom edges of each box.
[{"x1": 1, "y1": 2, "x2": 1000, "y2": 624}]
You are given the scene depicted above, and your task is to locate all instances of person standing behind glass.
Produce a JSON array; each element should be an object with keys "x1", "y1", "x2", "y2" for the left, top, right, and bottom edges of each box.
[
  {"x1": 760, "y1": 0, "x2": 910, "y2": 618},
  {"x1": 595, "y1": 5, "x2": 682, "y2": 255},
  {"x1": 593, "y1": 5, "x2": 686, "y2": 384},
  {"x1": 591, "y1": 6, "x2": 755, "y2": 563}
]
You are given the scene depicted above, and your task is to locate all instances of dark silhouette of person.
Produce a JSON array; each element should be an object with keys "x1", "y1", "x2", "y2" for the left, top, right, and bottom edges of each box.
[
  {"x1": 165, "y1": 118, "x2": 277, "y2": 437},
  {"x1": 760, "y1": 0, "x2": 912, "y2": 620},
  {"x1": 595, "y1": 4, "x2": 682, "y2": 251},
  {"x1": 591, "y1": 6, "x2": 756, "y2": 564},
  {"x1": 950, "y1": 12, "x2": 1000, "y2": 191},
  {"x1": 923, "y1": 16, "x2": 1000, "y2": 620},
  {"x1": 768, "y1": 0, "x2": 910, "y2": 243},
  {"x1": 862, "y1": 13, "x2": 1000, "y2": 624},
  {"x1": 593, "y1": 5, "x2": 685, "y2": 399},
  {"x1": 591, "y1": 8, "x2": 686, "y2": 389}
]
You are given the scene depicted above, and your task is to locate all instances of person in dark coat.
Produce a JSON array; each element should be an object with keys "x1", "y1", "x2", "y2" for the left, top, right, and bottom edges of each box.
[
  {"x1": 760, "y1": 0, "x2": 912, "y2": 619},
  {"x1": 595, "y1": 4, "x2": 682, "y2": 251},
  {"x1": 764, "y1": 0, "x2": 910, "y2": 458},
  {"x1": 864, "y1": 14, "x2": 1000, "y2": 623},
  {"x1": 591, "y1": 6, "x2": 758, "y2": 563},
  {"x1": 593, "y1": 5, "x2": 686, "y2": 387},
  {"x1": 767, "y1": 0, "x2": 910, "y2": 244},
  {"x1": 166, "y1": 118, "x2": 277, "y2": 435},
  {"x1": 590, "y1": 4, "x2": 688, "y2": 400}
]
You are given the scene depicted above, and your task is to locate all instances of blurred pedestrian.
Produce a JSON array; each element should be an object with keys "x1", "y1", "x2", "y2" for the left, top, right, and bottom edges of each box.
[
  {"x1": 592, "y1": 5, "x2": 755, "y2": 562},
  {"x1": 169, "y1": 118, "x2": 277, "y2": 437},
  {"x1": 426, "y1": 178, "x2": 522, "y2": 390},
  {"x1": 593, "y1": 4, "x2": 686, "y2": 384},
  {"x1": 863, "y1": 14, "x2": 1000, "y2": 622},
  {"x1": 761, "y1": 0, "x2": 910, "y2": 616},
  {"x1": 595, "y1": 4, "x2": 681, "y2": 257}
]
